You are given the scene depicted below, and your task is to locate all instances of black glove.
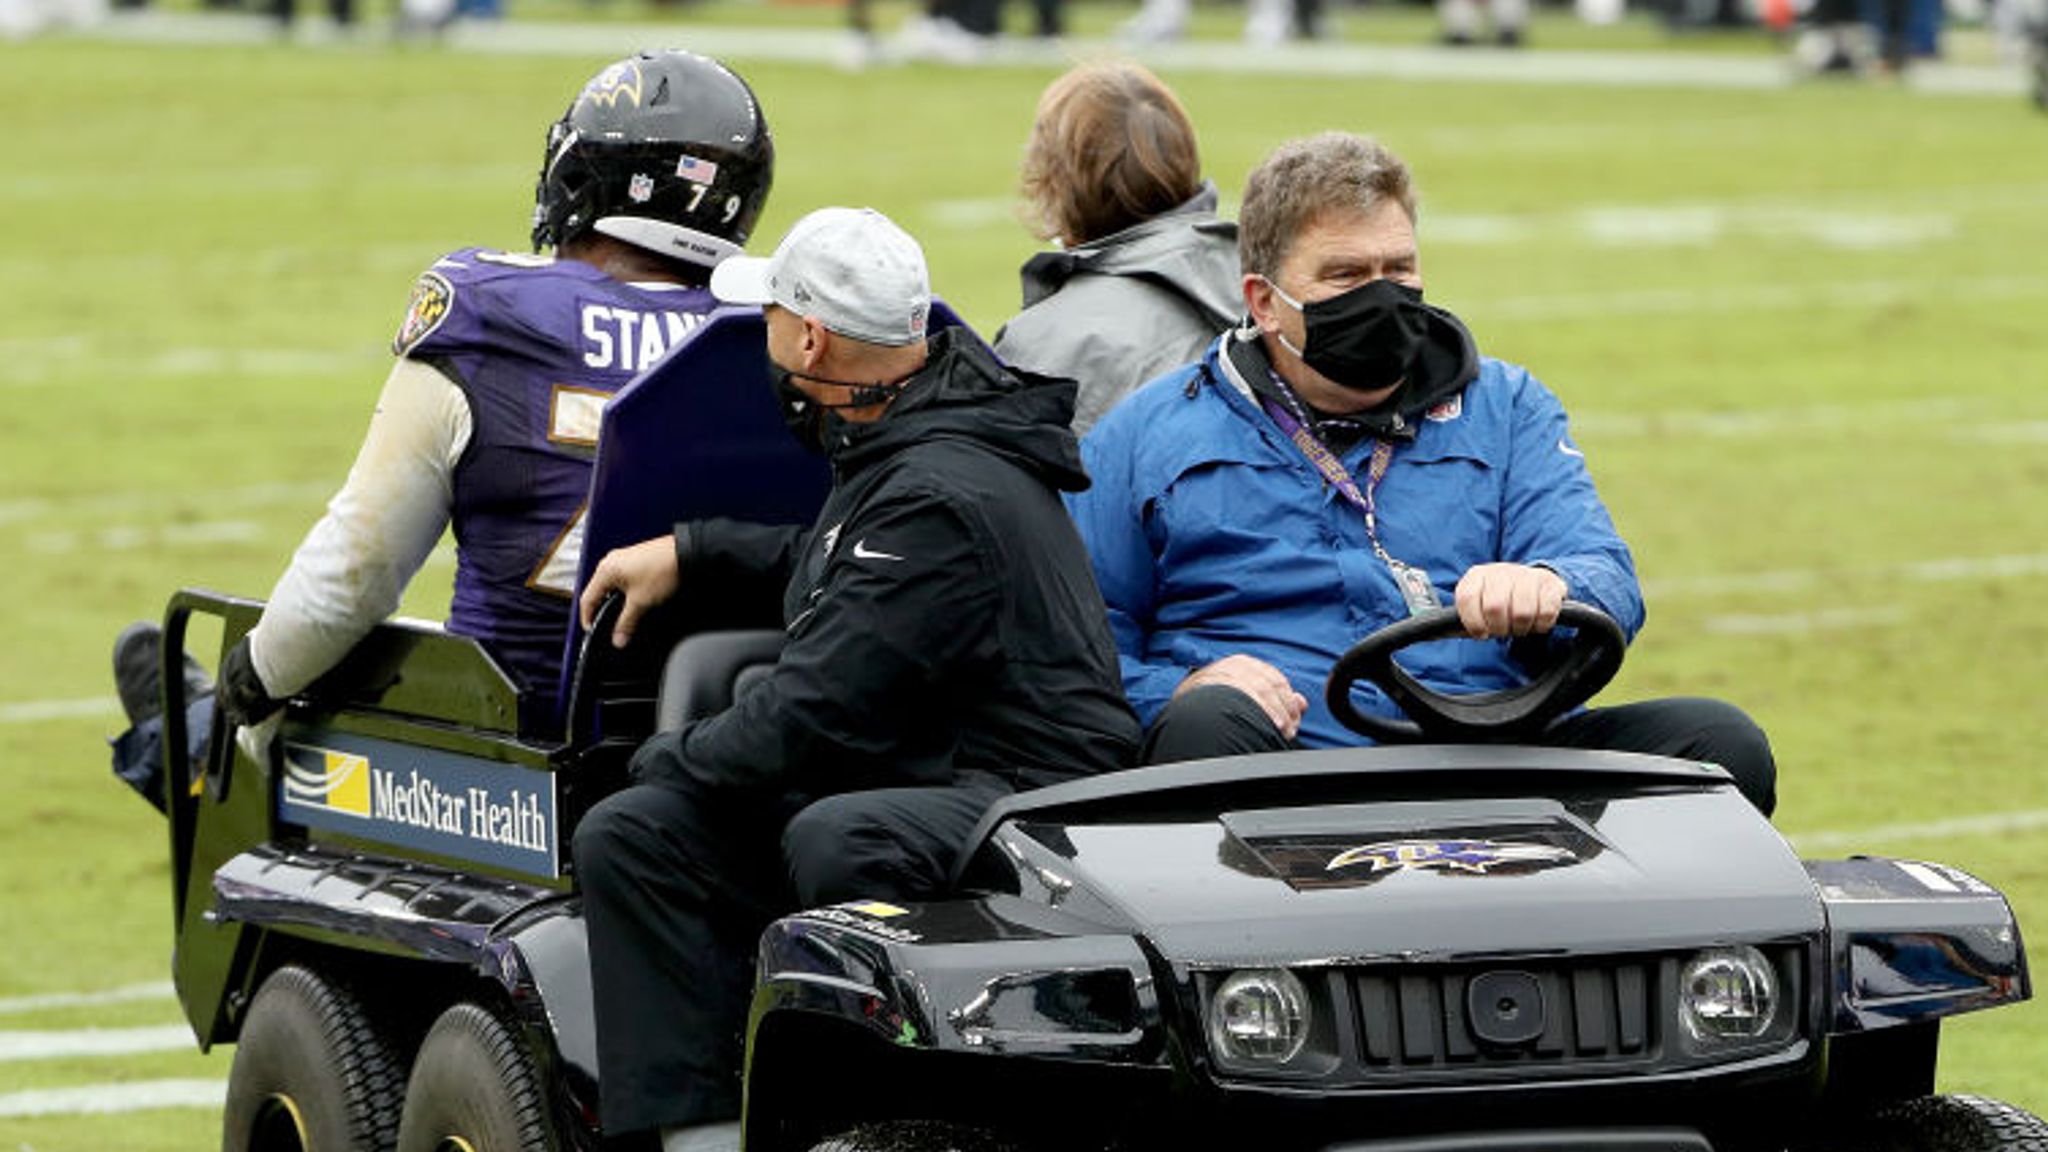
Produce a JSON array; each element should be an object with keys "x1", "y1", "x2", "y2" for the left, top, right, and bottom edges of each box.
[{"x1": 218, "y1": 637, "x2": 284, "y2": 728}]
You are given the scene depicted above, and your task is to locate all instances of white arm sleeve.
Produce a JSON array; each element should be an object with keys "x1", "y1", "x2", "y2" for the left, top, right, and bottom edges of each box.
[{"x1": 246, "y1": 358, "x2": 473, "y2": 699}]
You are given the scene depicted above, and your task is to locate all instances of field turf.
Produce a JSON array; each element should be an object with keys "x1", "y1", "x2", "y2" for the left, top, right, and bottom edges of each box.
[{"x1": 2, "y1": 21, "x2": 2044, "y2": 1150}]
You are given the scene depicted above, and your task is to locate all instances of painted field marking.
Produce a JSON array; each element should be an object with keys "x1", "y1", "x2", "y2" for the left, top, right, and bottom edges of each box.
[
  {"x1": 1572, "y1": 204, "x2": 1955, "y2": 250},
  {"x1": 1571, "y1": 398, "x2": 1963, "y2": 439},
  {"x1": 25, "y1": 519, "x2": 267, "y2": 555},
  {"x1": 1, "y1": 343, "x2": 385, "y2": 387},
  {"x1": 0, "y1": 1078, "x2": 223, "y2": 1118},
  {"x1": 0, "y1": 1026, "x2": 194, "y2": 1062},
  {"x1": 0, "y1": 982, "x2": 174, "y2": 1016},
  {"x1": 1645, "y1": 552, "x2": 2048, "y2": 601},
  {"x1": 1957, "y1": 421, "x2": 2048, "y2": 443},
  {"x1": 1793, "y1": 808, "x2": 2048, "y2": 854},
  {"x1": 1470, "y1": 271, "x2": 2048, "y2": 322},
  {"x1": 0, "y1": 482, "x2": 332, "y2": 528},
  {"x1": 0, "y1": 697, "x2": 119, "y2": 726},
  {"x1": 0, "y1": 168, "x2": 527, "y2": 203},
  {"x1": 1701, "y1": 608, "x2": 1909, "y2": 636}
]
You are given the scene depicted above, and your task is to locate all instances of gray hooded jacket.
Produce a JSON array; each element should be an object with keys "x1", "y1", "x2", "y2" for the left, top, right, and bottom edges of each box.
[{"x1": 993, "y1": 182, "x2": 1241, "y2": 435}]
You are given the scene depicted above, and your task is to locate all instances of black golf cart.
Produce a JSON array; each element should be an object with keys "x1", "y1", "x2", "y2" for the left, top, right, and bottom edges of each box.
[{"x1": 155, "y1": 312, "x2": 2039, "y2": 1152}]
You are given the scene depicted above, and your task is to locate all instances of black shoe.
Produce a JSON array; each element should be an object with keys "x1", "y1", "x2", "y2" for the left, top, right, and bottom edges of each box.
[
  {"x1": 1496, "y1": 26, "x2": 1524, "y2": 46},
  {"x1": 113, "y1": 622, "x2": 213, "y2": 728}
]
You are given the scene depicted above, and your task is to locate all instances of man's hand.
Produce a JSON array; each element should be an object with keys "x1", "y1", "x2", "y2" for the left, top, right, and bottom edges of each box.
[
  {"x1": 1176, "y1": 654, "x2": 1308, "y2": 739},
  {"x1": 579, "y1": 536, "x2": 682, "y2": 649},
  {"x1": 1454, "y1": 563, "x2": 1568, "y2": 639}
]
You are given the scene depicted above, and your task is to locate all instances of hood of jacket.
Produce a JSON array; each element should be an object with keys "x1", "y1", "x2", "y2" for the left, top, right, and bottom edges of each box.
[
  {"x1": 1223, "y1": 298, "x2": 1481, "y2": 441},
  {"x1": 1016, "y1": 182, "x2": 1242, "y2": 328},
  {"x1": 833, "y1": 327, "x2": 1093, "y2": 492}
]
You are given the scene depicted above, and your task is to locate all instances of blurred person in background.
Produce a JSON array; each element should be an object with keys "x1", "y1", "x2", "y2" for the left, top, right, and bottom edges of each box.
[
  {"x1": 1067, "y1": 132, "x2": 1778, "y2": 816},
  {"x1": 1992, "y1": 0, "x2": 2046, "y2": 63},
  {"x1": 270, "y1": 0, "x2": 354, "y2": 33},
  {"x1": 889, "y1": 0, "x2": 1064, "y2": 63},
  {"x1": 104, "y1": 51, "x2": 775, "y2": 810},
  {"x1": 1795, "y1": 0, "x2": 1868, "y2": 73},
  {"x1": 1121, "y1": 0, "x2": 1327, "y2": 46},
  {"x1": 0, "y1": 0, "x2": 104, "y2": 39},
  {"x1": 993, "y1": 61, "x2": 1240, "y2": 435},
  {"x1": 1439, "y1": 0, "x2": 1528, "y2": 46}
]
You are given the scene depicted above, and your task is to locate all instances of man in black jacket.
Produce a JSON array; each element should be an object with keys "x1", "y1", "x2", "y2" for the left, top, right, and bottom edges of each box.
[{"x1": 571, "y1": 206, "x2": 1140, "y2": 1152}]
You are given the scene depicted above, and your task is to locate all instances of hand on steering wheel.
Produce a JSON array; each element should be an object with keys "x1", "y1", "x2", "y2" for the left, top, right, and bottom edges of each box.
[{"x1": 1325, "y1": 601, "x2": 1627, "y2": 744}]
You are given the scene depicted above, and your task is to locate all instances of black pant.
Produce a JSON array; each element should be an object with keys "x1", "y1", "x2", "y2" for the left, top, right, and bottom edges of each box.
[
  {"x1": 271, "y1": 0, "x2": 352, "y2": 24},
  {"x1": 1147, "y1": 685, "x2": 1777, "y2": 816},
  {"x1": 109, "y1": 696, "x2": 214, "y2": 814},
  {"x1": 573, "y1": 770, "x2": 1012, "y2": 1134}
]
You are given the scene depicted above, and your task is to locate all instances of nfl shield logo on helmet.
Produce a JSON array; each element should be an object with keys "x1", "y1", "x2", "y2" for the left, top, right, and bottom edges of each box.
[
  {"x1": 1425, "y1": 396, "x2": 1463, "y2": 423},
  {"x1": 628, "y1": 173, "x2": 655, "y2": 204}
]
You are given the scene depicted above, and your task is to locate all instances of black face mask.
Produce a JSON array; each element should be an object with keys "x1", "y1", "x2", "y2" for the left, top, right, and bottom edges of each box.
[
  {"x1": 769, "y1": 361, "x2": 830, "y2": 454},
  {"x1": 767, "y1": 359, "x2": 909, "y2": 455},
  {"x1": 1269, "y1": 277, "x2": 1431, "y2": 394}
]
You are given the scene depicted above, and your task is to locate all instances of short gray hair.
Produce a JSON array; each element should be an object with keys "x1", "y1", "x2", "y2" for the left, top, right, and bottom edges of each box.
[{"x1": 1238, "y1": 132, "x2": 1417, "y2": 280}]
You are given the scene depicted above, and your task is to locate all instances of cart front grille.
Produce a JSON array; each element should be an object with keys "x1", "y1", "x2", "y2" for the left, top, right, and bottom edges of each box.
[{"x1": 1349, "y1": 957, "x2": 1659, "y2": 1075}]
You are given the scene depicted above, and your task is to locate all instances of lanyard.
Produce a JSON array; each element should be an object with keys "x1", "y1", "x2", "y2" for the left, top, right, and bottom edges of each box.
[{"x1": 1260, "y1": 394, "x2": 1441, "y2": 614}]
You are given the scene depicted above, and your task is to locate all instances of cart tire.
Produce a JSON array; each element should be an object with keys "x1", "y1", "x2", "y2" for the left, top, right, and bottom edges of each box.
[
  {"x1": 1857, "y1": 1095, "x2": 2048, "y2": 1152},
  {"x1": 394, "y1": 1003, "x2": 555, "y2": 1152},
  {"x1": 223, "y1": 965, "x2": 406, "y2": 1152}
]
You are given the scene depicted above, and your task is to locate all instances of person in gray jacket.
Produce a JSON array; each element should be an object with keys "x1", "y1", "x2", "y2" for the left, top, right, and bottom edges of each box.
[{"x1": 993, "y1": 61, "x2": 1242, "y2": 436}]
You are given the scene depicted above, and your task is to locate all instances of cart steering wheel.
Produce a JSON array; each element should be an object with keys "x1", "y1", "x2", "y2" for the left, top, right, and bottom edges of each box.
[{"x1": 1325, "y1": 601, "x2": 1627, "y2": 743}]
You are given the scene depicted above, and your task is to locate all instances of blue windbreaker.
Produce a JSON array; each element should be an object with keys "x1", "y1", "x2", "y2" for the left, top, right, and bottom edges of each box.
[{"x1": 1067, "y1": 333, "x2": 1644, "y2": 745}]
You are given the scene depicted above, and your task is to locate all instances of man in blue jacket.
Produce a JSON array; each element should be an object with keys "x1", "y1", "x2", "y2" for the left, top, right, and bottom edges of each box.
[{"x1": 1067, "y1": 131, "x2": 1776, "y2": 814}]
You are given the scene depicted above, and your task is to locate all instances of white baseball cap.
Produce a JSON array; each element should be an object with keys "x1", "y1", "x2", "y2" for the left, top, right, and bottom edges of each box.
[{"x1": 710, "y1": 207, "x2": 932, "y2": 347}]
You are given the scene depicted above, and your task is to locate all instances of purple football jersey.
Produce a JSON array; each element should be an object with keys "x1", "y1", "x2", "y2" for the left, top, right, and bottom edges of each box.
[{"x1": 394, "y1": 247, "x2": 719, "y2": 725}]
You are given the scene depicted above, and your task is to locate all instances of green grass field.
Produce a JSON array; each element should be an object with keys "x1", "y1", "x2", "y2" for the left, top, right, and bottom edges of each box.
[{"x1": 2, "y1": 22, "x2": 2045, "y2": 1151}]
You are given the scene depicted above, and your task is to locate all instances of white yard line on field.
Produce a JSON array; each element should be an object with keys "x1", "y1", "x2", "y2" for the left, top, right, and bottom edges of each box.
[
  {"x1": 0, "y1": 343, "x2": 385, "y2": 387},
  {"x1": 25, "y1": 519, "x2": 267, "y2": 555},
  {"x1": 1564, "y1": 391, "x2": 2015, "y2": 432},
  {"x1": 0, "y1": 481, "x2": 332, "y2": 528},
  {"x1": 0, "y1": 697, "x2": 119, "y2": 725},
  {"x1": 1644, "y1": 552, "x2": 2048, "y2": 600},
  {"x1": 0, "y1": 1079, "x2": 223, "y2": 1118},
  {"x1": 1793, "y1": 808, "x2": 2048, "y2": 854},
  {"x1": 1469, "y1": 271, "x2": 2048, "y2": 322},
  {"x1": 1700, "y1": 607, "x2": 1908, "y2": 636},
  {"x1": 0, "y1": 1026, "x2": 195, "y2": 1063},
  {"x1": 1956, "y1": 420, "x2": 2048, "y2": 443},
  {"x1": 0, "y1": 982, "x2": 175, "y2": 1016}
]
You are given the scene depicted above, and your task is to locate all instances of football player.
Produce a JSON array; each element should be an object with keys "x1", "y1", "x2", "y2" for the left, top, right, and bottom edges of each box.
[{"x1": 109, "y1": 50, "x2": 776, "y2": 807}]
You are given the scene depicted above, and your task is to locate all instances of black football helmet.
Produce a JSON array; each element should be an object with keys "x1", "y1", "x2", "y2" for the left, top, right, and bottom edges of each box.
[{"x1": 532, "y1": 50, "x2": 775, "y2": 269}]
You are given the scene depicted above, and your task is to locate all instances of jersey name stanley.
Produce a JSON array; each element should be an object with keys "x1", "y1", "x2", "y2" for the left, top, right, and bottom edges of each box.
[{"x1": 395, "y1": 247, "x2": 717, "y2": 706}]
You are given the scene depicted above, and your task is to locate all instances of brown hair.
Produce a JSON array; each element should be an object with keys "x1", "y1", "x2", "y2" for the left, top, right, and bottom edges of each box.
[
  {"x1": 1020, "y1": 61, "x2": 1204, "y2": 246},
  {"x1": 1239, "y1": 132, "x2": 1418, "y2": 280}
]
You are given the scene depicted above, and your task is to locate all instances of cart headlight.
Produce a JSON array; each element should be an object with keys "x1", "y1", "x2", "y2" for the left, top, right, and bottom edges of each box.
[
  {"x1": 1680, "y1": 946, "x2": 1778, "y2": 1042},
  {"x1": 1207, "y1": 968, "x2": 1309, "y2": 1064}
]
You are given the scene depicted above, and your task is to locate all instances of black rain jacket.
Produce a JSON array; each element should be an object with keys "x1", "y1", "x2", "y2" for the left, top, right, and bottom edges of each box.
[{"x1": 630, "y1": 328, "x2": 1141, "y2": 797}]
